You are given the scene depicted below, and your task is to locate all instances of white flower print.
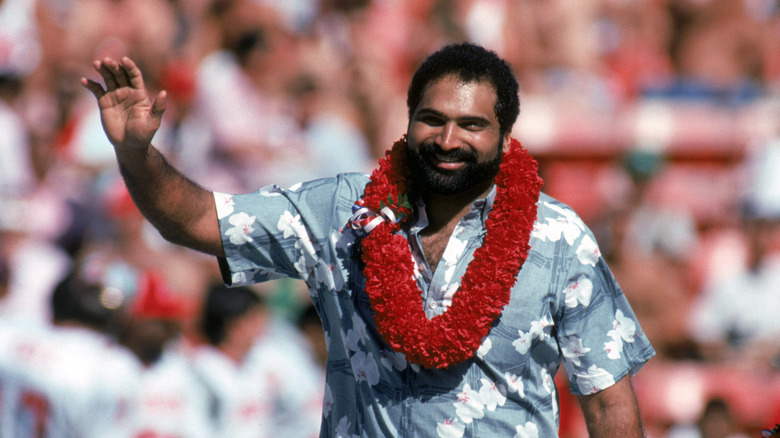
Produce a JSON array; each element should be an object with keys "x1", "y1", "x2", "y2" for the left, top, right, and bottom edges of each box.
[
  {"x1": 341, "y1": 328, "x2": 361, "y2": 353},
  {"x1": 231, "y1": 272, "x2": 247, "y2": 285},
  {"x1": 436, "y1": 418, "x2": 465, "y2": 438},
  {"x1": 440, "y1": 282, "x2": 460, "y2": 310},
  {"x1": 351, "y1": 314, "x2": 368, "y2": 344},
  {"x1": 563, "y1": 275, "x2": 593, "y2": 308},
  {"x1": 513, "y1": 317, "x2": 552, "y2": 355},
  {"x1": 541, "y1": 368, "x2": 553, "y2": 394},
  {"x1": 532, "y1": 217, "x2": 582, "y2": 246},
  {"x1": 576, "y1": 365, "x2": 616, "y2": 395},
  {"x1": 315, "y1": 261, "x2": 343, "y2": 291},
  {"x1": 604, "y1": 340, "x2": 622, "y2": 360},
  {"x1": 528, "y1": 317, "x2": 552, "y2": 340},
  {"x1": 610, "y1": 309, "x2": 637, "y2": 343},
  {"x1": 335, "y1": 415, "x2": 359, "y2": 438},
  {"x1": 454, "y1": 384, "x2": 485, "y2": 424},
  {"x1": 546, "y1": 202, "x2": 586, "y2": 231},
  {"x1": 478, "y1": 378, "x2": 507, "y2": 411},
  {"x1": 503, "y1": 372, "x2": 525, "y2": 398},
  {"x1": 476, "y1": 337, "x2": 492, "y2": 359},
  {"x1": 259, "y1": 186, "x2": 284, "y2": 197},
  {"x1": 278, "y1": 211, "x2": 317, "y2": 258},
  {"x1": 350, "y1": 350, "x2": 379, "y2": 386},
  {"x1": 214, "y1": 192, "x2": 235, "y2": 219},
  {"x1": 512, "y1": 330, "x2": 534, "y2": 355},
  {"x1": 443, "y1": 265, "x2": 458, "y2": 285},
  {"x1": 379, "y1": 350, "x2": 407, "y2": 371},
  {"x1": 576, "y1": 234, "x2": 601, "y2": 266},
  {"x1": 323, "y1": 384, "x2": 334, "y2": 418},
  {"x1": 514, "y1": 422, "x2": 540, "y2": 438},
  {"x1": 225, "y1": 212, "x2": 256, "y2": 245},
  {"x1": 442, "y1": 233, "x2": 468, "y2": 282},
  {"x1": 604, "y1": 309, "x2": 637, "y2": 359},
  {"x1": 560, "y1": 336, "x2": 591, "y2": 367}
]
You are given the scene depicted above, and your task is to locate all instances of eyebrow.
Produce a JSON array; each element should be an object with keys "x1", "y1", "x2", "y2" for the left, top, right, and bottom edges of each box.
[{"x1": 414, "y1": 108, "x2": 493, "y2": 125}]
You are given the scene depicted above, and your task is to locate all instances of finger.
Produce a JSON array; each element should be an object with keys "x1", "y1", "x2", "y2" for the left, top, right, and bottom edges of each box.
[
  {"x1": 104, "y1": 57, "x2": 131, "y2": 88},
  {"x1": 120, "y1": 57, "x2": 146, "y2": 90},
  {"x1": 93, "y1": 59, "x2": 119, "y2": 90},
  {"x1": 80, "y1": 77, "x2": 106, "y2": 99},
  {"x1": 151, "y1": 90, "x2": 168, "y2": 119}
]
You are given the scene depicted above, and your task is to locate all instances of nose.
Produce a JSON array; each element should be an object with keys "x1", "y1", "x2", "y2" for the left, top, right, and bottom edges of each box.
[{"x1": 436, "y1": 122, "x2": 460, "y2": 151}]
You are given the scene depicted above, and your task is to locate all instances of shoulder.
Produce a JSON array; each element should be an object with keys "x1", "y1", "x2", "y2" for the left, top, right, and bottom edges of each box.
[{"x1": 533, "y1": 192, "x2": 591, "y2": 237}]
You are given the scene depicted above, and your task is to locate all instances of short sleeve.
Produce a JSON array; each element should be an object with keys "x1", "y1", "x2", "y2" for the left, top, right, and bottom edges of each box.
[
  {"x1": 214, "y1": 175, "x2": 368, "y2": 288},
  {"x1": 553, "y1": 217, "x2": 656, "y2": 396}
]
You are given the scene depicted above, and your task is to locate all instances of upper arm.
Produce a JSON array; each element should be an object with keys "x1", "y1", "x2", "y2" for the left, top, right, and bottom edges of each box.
[{"x1": 577, "y1": 375, "x2": 645, "y2": 437}]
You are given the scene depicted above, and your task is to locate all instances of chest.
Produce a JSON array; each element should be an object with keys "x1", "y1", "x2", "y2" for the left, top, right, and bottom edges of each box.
[{"x1": 419, "y1": 231, "x2": 452, "y2": 270}]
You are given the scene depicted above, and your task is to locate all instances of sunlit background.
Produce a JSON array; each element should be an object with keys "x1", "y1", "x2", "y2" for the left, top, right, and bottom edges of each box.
[{"x1": 1, "y1": 0, "x2": 779, "y2": 436}]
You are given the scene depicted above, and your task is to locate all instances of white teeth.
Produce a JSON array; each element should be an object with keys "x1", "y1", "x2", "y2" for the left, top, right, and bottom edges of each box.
[{"x1": 435, "y1": 154, "x2": 459, "y2": 163}]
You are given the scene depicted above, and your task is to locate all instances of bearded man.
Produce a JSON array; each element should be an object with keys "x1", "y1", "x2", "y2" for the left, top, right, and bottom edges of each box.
[{"x1": 82, "y1": 42, "x2": 654, "y2": 437}]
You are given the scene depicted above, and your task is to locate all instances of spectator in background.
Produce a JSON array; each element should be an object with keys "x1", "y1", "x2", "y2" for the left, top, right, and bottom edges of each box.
[
  {"x1": 188, "y1": 283, "x2": 274, "y2": 437},
  {"x1": 666, "y1": 397, "x2": 749, "y2": 438},
  {"x1": 689, "y1": 207, "x2": 780, "y2": 367},
  {"x1": 189, "y1": 283, "x2": 322, "y2": 438},
  {"x1": 0, "y1": 262, "x2": 140, "y2": 437},
  {"x1": 689, "y1": 139, "x2": 780, "y2": 367},
  {"x1": 118, "y1": 270, "x2": 212, "y2": 438},
  {"x1": 598, "y1": 149, "x2": 698, "y2": 360}
]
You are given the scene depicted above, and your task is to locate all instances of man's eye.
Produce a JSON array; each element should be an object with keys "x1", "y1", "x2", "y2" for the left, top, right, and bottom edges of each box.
[
  {"x1": 419, "y1": 116, "x2": 444, "y2": 126},
  {"x1": 461, "y1": 121, "x2": 484, "y2": 130}
]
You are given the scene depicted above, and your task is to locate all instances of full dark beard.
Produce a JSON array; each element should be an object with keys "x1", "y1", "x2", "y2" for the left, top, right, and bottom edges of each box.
[{"x1": 407, "y1": 141, "x2": 503, "y2": 195}]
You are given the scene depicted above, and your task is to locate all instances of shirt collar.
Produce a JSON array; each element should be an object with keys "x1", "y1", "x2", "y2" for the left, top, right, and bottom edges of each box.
[{"x1": 409, "y1": 185, "x2": 497, "y2": 234}]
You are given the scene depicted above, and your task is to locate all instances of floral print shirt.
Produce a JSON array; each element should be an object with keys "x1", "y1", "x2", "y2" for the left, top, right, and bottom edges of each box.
[{"x1": 214, "y1": 173, "x2": 655, "y2": 438}]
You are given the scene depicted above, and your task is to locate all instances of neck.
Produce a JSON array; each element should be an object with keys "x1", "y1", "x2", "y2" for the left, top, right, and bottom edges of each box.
[{"x1": 420, "y1": 180, "x2": 494, "y2": 231}]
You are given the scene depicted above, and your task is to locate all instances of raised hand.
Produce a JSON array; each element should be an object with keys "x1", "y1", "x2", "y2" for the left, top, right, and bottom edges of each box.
[{"x1": 81, "y1": 57, "x2": 167, "y2": 151}]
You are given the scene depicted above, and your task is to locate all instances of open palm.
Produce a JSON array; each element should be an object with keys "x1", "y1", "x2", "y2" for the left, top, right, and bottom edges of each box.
[{"x1": 81, "y1": 57, "x2": 167, "y2": 151}]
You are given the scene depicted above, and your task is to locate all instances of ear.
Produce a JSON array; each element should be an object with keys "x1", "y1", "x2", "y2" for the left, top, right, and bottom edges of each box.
[{"x1": 501, "y1": 133, "x2": 512, "y2": 153}]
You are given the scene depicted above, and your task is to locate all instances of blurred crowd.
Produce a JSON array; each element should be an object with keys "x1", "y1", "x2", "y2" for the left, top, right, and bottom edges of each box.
[{"x1": 1, "y1": 0, "x2": 780, "y2": 436}]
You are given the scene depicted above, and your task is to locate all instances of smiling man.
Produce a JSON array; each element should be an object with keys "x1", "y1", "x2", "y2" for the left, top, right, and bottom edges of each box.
[{"x1": 82, "y1": 42, "x2": 655, "y2": 437}]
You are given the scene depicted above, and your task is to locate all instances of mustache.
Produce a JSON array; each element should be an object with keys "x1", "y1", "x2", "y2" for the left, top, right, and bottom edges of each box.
[{"x1": 418, "y1": 142, "x2": 478, "y2": 163}]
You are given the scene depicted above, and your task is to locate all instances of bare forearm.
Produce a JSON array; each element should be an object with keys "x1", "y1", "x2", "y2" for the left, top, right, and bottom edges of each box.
[
  {"x1": 116, "y1": 144, "x2": 223, "y2": 256},
  {"x1": 578, "y1": 377, "x2": 645, "y2": 437}
]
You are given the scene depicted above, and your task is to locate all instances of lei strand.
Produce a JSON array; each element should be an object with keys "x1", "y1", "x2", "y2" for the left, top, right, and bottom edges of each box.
[{"x1": 354, "y1": 136, "x2": 543, "y2": 369}]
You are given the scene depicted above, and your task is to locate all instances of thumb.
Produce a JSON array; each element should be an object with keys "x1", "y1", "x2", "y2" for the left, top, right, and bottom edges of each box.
[{"x1": 151, "y1": 90, "x2": 168, "y2": 119}]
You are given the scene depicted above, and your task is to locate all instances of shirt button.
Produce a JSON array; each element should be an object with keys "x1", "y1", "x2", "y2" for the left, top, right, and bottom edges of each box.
[{"x1": 429, "y1": 302, "x2": 438, "y2": 309}]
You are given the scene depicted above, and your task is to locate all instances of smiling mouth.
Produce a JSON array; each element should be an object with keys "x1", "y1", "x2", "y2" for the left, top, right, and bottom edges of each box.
[{"x1": 432, "y1": 153, "x2": 467, "y2": 170}]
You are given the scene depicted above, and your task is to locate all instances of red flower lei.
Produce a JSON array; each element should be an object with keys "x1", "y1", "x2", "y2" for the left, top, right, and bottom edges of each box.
[{"x1": 353, "y1": 136, "x2": 543, "y2": 369}]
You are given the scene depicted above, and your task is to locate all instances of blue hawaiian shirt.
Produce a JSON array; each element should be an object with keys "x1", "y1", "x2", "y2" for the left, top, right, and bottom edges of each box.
[{"x1": 214, "y1": 173, "x2": 655, "y2": 438}]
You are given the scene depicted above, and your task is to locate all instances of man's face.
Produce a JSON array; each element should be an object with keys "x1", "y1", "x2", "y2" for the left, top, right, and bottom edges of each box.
[{"x1": 407, "y1": 75, "x2": 509, "y2": 196}]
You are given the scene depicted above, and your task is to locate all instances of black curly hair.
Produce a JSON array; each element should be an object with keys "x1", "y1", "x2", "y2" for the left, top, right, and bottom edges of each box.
[{"x1": 407, "y1": 43, "x2": 520, "y2": 137}]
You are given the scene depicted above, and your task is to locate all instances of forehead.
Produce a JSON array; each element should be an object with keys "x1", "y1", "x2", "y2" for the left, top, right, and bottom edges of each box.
[{"x1": 416, "y1": 75, "x2": 498, "y2": 117}]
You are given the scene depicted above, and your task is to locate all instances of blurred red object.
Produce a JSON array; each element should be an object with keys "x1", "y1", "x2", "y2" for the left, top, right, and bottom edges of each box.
[{"x1": 131, "y1": 270, "x2": 193, "y2": 321}]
